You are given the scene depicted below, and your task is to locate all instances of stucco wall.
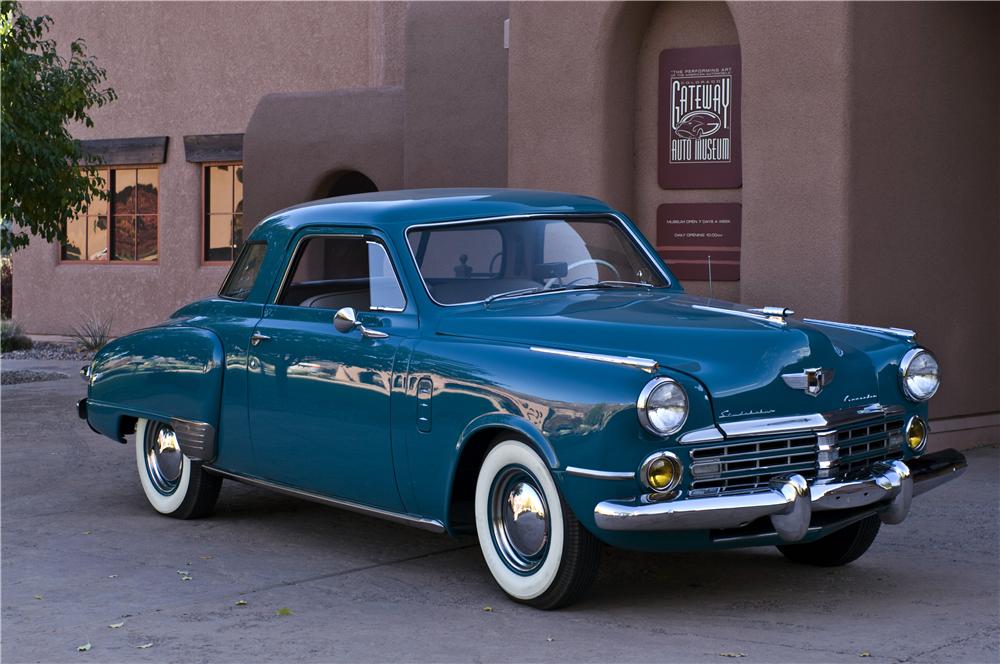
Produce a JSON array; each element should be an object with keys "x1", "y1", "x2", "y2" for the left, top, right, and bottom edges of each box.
[
  {"x1": 13, "y1": 1, "x2": 404, "y2": 335},
  {"x1": 633, "y1": 2, "x2": 740, "y2": 301},
  {"x1": 847, "y1": 2, "x2": 1000, "y2": 425}
]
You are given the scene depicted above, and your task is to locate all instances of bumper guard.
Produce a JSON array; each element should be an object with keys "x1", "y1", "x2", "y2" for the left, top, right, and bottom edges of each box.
[{"x1": 594, "y1": 449, "x2": 967, "y2": 542}]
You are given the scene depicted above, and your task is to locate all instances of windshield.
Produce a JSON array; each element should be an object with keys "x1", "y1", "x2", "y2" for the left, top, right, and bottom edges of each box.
[{"x1": 407, "y1": 216, "x2": 669, "y2": 305}]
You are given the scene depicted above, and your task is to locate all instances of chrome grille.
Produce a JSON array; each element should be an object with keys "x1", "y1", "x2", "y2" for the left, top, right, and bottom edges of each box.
[
  {"x1": 688, "y1": 434, "x2": 817, "y2": 496},
  {"x1": 834, "y1": 418, "x2": 905, "y2": 477},
  {"x1": 687, "y1": 415, "x2": 906, "y2": 497}
]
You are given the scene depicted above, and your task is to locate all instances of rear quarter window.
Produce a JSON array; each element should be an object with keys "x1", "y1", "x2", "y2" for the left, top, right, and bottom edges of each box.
[{"x1": 219, "y1": 242, "x2": 267, "y2": 300}]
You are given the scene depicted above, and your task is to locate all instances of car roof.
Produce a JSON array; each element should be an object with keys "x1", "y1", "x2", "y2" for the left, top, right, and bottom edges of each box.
[{"x1": 250, "y1": 188, "x2": 615, "y2": 239}]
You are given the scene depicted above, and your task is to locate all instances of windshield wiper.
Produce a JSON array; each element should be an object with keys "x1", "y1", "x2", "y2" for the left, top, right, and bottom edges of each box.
[{"x1": 483, "y1": 281, "x2": 658, "y2": 305}]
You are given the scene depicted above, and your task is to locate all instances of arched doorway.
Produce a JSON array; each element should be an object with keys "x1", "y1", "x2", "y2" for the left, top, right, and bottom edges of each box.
[{"x1": 318, "y1": 170, "x2": 379, "y2": 198}]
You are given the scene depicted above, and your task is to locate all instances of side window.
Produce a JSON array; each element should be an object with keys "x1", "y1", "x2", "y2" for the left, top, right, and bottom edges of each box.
[
  {"x1": 277, "y1": 236, "x2": 405, "y2": 311},
  {"x1": 219, "y1": 242, "x2": 267, "y2": 300}
]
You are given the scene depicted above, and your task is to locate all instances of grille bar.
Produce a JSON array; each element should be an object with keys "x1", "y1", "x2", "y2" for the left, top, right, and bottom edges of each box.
[{"x1": 688, "y1": 415, "x2": 906, "y2": 497}]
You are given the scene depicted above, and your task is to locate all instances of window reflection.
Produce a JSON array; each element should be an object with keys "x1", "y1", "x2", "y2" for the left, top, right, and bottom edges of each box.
[
  {"x1": 204, "y1": 163, "x2": 244, "y2": 262},
  {"x1": 60, "y1": 166, "x2": 157, "y2": 263}
]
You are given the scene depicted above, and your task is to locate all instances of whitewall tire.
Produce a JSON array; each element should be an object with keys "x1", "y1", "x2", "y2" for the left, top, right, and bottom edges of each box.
[
  {"x1": 135, "y1": 418, "x2": 222, "y2": 519},
  {"x1": 474, "y1": 437, "x2": 601, "y2": 609}
]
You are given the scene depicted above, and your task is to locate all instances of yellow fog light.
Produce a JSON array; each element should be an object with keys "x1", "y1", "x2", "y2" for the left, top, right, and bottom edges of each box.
[
  {"x1": 641, "y1": 451, "x2": 682, "y2": 493},
  {"x1": 906, "y1": 416, "x2": 927, "y2": 452}
]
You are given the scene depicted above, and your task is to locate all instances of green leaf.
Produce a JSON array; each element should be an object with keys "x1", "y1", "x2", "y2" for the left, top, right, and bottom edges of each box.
[
  {"x1": 0, "y1": 1, "x2": 117, "y2": 254},
  {"x1": 77, "y1": 642, "x2": 91, "y2": 652},
  {"x1": 275, "y1": 607, "x2": 292, "y2": 616}
]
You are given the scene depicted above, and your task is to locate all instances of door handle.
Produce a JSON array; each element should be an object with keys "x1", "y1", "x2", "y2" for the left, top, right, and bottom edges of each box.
[{"x1": 249, "y1": 332, "x2": 271, "y2": 346}]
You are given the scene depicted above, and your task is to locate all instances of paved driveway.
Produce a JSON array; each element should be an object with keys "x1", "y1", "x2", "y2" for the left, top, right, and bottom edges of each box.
[{"x1": 2, "y1": 369, "x2": 997, "y2": 663}]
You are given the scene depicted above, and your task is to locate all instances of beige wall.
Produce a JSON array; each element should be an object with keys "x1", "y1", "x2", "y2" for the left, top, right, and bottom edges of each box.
[
  {"x1": 633, "y1": 2, "x2": 740, "y2": 302},
  {"x1": 14, "y1": 1, "x2": 404, "y2": 335},
  {"x1": 847, "y1": 2, "x2": 1000, "y2": 425}
]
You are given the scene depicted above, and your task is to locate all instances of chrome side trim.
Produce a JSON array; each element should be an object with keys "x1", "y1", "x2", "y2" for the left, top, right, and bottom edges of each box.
[
  {"x1": 719, "y1": 403, "x2": 905, "y2": 438},
  {"x1": 530, "y1": 346, "x2": 659, "y2": 373},
  {"x1": 564, "y1": 466, "x2": 635, "y2": 481},
  {"x1": 170, "y1": 417, "x2": 216, "y2": 462},
  {"x1": 678, "y1": 426, "x2": 725, "y2": 444},
  {"x1": 203, "y1": 467, "x2": 447, "y2": 534},
  {"x1": 692, "y1": 304, "x2": 789, "y2": 326},
  {"x1": 404, "y1": 212, "x2": 673, "y2": 307},
  {"x1": 803, "y1": 318, "x2": 917, "y2": 340}
]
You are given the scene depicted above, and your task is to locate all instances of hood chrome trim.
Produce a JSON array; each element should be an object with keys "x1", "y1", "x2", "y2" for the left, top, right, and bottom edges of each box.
[
  {"x1": 529, "y1": 346, "x2": 659, "y2": 373},
  {"x1": 692, "y1": 304, "x2": 789, "y2": 327},
  {"x1": 803, "y1": 318, "x2": 916, "y2": 340},
  {"x1": 719, "y1": 403, "x2": 905, "y2": 438}
]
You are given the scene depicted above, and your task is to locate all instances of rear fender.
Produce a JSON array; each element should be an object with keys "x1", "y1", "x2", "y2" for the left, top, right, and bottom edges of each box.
[{"x1": 86, "y1": 325, "x2": 224, "y2": 461}]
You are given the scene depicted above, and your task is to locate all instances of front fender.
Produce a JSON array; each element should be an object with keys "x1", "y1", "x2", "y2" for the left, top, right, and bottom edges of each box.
[
  {"x1": 456, "y1": 413, "x2": 560, "y2": 468},
  {"x1": 86, "y1": 324, "x2": 224, "y2": 460}
]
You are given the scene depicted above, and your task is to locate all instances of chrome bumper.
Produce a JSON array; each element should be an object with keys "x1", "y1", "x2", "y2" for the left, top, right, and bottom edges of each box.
[{"x1": 593, "y1": 449, "x2": 967, "y2": 542}]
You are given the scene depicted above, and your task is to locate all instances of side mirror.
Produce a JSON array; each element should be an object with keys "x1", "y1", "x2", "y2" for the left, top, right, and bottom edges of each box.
[
  {"x1": 334, "y1": 307, "x2": 359, "y2": 333},
  {"x1": 333, "y1": 306, "x2": 390, "y2": 339}
]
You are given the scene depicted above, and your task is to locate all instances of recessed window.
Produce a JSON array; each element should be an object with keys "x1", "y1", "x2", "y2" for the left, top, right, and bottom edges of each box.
[
  {"x1": 203, "y1": 163, "x2": 244, "y2": 262},
  {"x1": 61, "y1": 167, "x2": 159, "y2": 262}
]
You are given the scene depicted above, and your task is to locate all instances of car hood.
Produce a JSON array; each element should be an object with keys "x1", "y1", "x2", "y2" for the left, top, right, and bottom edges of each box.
[{"x1": 436, "y1": 291, "x2": 889, "y2": 421}]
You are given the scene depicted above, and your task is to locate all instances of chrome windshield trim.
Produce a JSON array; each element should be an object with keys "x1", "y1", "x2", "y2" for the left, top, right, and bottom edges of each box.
[
  {"x1": 202, "y1": 467, "x2": 446, "y2": 533},
  {"x1": 404, "y1": 212, "x2": 672, "y2": 307},
  {"x1": 565, "y1": 466, "x2": 636, "y2": 481},
  {"x1": 530, "y1": 346, "x2": 659, "y2": 373},
  {"x1": 691, "y1": 304, "x2": 788, "y2": 326},
  {"x1": 718, "y1": 403, "x2": 906, "y2": 438},
  {"x1": 803, "y1": 318, "x2": 917, "y2": 340}
]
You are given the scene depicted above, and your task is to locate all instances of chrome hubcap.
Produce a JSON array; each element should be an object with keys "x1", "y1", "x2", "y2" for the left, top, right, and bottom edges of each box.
[
  {"x1": 490, "y1": 467, "x2": 550, "y2": 574},
  {"x1": 145, "y1": 422, "x2": 183, "y2": 495}
]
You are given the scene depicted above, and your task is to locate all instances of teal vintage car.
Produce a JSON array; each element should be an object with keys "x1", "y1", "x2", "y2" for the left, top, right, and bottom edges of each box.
[{"x1": 79, "y1": 189, "x2": 966, "y2": 609}]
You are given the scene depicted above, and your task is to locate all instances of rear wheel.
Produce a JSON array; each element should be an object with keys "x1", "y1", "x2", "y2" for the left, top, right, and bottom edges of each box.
[
  {"x1": 777, "y1": 514, "x2": 881, "y2": 566},
  {"x1": 135, "y1": 418, "x2": 221, "y2": 519},
  {"x1": 474, "y1": 437, "x2": 600, "y2": 609}
]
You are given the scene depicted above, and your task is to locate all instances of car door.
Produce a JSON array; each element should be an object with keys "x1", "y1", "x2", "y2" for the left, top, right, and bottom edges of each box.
[{"x1": 246, "y1": 229, "x2": 413, "y2": 510}]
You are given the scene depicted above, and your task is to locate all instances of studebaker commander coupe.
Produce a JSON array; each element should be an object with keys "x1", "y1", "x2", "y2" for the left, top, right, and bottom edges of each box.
[{"x1": 79, "y1": 189, "x2": 966, "y2": 609}]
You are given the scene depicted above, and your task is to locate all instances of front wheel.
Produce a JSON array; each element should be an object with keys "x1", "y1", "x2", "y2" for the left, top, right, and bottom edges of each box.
[
  {"x1": 776, "y1": 514, "x2": 881, "y2": 566},
  {"x1": 474, "y1": 437, "x2": 600, "y2": 609},
  {"x1": 135, "y1": 418, "x2": 222, "y2": 519}
]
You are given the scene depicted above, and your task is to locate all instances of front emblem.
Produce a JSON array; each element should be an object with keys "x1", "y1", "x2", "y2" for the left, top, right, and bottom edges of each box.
[{"x1": 782, "y1": 368, "x2": 835, "y2": 397}]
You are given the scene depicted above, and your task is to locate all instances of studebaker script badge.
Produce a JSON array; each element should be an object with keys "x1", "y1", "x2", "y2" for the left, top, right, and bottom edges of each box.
[{"x1": 781, "y1": 367, "x2": 835, "y2": 396}]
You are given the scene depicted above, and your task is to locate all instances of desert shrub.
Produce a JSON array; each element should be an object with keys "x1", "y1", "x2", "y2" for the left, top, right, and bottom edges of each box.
[
  {"x1": 1, "y1": 319, "x2": 33, "y2": 352},
  {"x1": 70, "y1": 313, "x2": 113, "y2": 352}
]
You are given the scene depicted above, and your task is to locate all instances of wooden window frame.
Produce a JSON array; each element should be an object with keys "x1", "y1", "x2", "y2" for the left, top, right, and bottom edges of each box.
[
  {"x1": 58, "y1": 163, "x2": 161, "y2": 265},
  {"x1": 201, "y1": 161, "x2": 244, "y2": 266}
]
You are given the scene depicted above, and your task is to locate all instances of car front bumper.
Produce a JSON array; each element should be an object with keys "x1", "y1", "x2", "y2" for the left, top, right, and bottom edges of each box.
[{"x1": 593, "y1": 448, "x2": 967, "y2": 542}]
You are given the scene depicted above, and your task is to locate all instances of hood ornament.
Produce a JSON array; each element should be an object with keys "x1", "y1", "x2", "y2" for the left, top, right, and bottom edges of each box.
[
  {"x1": 782, "y1": 367, "x2": 835, "y2": 396},
  {"x1": 750, "y1": 306, "x2": 795, "y2": 323}
]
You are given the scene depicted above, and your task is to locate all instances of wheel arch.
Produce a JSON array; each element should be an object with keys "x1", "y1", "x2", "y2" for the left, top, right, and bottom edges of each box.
[{"x1": 445, "y1": 414, "x2": 559, "y2": 534}]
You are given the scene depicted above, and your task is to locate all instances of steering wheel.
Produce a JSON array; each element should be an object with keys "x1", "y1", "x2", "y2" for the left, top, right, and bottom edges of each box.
[
  {"x1": 564, "y1": 258, "x2": 620, "y2": 280},
  {"x1": 543, "y1": 259, "x2": 621, "y2": 289},
  {"x1": 488, "y1": 251, "x2": 503, "y2": 274}
]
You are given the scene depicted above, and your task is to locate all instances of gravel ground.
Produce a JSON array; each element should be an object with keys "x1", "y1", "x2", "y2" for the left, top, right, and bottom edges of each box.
[
  {"x1": 1, "y1": 341, "x2": 94, "y2": 362},
  {"x1": 0, "y1": 369, "x2": 70, "y2": 385},
  {"x1": 2, "y1": 374, "x2": 997, "y2": 663}
]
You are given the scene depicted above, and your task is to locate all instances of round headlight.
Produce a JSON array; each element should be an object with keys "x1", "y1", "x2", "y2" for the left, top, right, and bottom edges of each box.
[
  {"x1": 638, "y1": 378, "x2": 689, "y2": 435},
  {"x1": 899, "y1": 348, "x2": 940, "y2": 402}
]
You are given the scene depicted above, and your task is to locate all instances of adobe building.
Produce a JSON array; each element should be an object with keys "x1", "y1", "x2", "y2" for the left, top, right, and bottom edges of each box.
[{"x1": 12, "y1": 2, "x2": 999, "y2": 449}]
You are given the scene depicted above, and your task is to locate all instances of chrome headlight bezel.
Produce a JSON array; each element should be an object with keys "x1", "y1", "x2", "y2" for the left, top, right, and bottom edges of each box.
[
  {"x1": 637, "y1": 377, "x2": 689, "y2": 436},
  {"x1": 899, "y1": 348, "x2": 940, "y2": 402}
]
